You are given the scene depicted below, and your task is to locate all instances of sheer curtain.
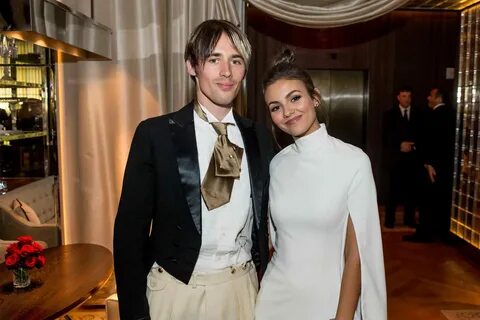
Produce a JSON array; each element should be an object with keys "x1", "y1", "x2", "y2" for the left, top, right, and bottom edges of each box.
[
  {"x1": 57, "y1": 0, "x2": 239, "y2": 250},
  {"x1": 247, "y1": 0, "x2": 409, "y2": 28}
]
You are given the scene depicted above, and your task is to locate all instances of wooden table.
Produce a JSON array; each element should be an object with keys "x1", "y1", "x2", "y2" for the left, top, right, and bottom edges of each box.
[{"x1": 0, "y1": 243, "x2": 113, "y2": 320}]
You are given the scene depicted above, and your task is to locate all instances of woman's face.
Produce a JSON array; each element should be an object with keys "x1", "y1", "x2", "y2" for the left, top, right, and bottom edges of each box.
[{"x1": 265, "y1": 79, "x2": 320, "y2": 138}]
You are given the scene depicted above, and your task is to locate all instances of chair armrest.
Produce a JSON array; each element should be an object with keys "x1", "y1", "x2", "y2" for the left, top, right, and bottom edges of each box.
[
  {"x1": 0, "y1": 240, "x2": 16, "y2": 263},
  {"x1": 0, "y1": 206, "x2": 61, "y2": 247}
]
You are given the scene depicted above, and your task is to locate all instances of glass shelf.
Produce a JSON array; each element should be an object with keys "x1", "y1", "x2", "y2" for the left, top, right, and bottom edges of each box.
[
  {"x1": 0, "y1": 38, "x2": 56, "y2": 179},
  {"x1": 0, "y1": 130, "x2": 47, "y2": 142},
  {"x1": 0, "y1": 79, "x2": 42, "y2": 88}
]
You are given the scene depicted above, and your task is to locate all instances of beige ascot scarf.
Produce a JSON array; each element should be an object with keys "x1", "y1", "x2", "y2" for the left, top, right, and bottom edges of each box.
[{"x1": 194, "y1": 102, "x2": 243, "y2": 210}]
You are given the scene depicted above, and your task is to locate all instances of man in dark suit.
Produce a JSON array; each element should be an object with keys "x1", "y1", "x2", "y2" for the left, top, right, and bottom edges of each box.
[
  {"x1": 383, "y1": 86, "x2": 423, "y2": 228},
  {"x1": 404, "y1": 87, "x2": 455, "y2": 242},
  {"x1": 113, "y1": 20, "x2": 275, "y2": 320}
]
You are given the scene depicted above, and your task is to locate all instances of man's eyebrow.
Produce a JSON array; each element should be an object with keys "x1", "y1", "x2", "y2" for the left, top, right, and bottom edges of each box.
[
  {"x1": 207, "y1": 53, "x2": 244, "y2": 60},
  {"x1": 231, "y1": 54, "x2": 244, "y2": 60}
]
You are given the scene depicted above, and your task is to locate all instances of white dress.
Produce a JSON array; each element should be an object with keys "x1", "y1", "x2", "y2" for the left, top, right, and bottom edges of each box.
[{"x1": 255, "y1": 125, "x2": 386, "y2": 320}]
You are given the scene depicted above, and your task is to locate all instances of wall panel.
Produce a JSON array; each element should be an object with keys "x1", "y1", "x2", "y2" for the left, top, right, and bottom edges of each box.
[{"x1": 246, "y1": 7, "x2": 460, "y2": 202}]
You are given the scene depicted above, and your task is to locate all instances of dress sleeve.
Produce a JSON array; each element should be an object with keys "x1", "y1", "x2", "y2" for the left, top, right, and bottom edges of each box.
[
  {"x1": 268, "y1": 205, "x2": 277, "y2": 250},
  {"x1": 347, "y1": 153, "x2": 387, "y2": 319}
]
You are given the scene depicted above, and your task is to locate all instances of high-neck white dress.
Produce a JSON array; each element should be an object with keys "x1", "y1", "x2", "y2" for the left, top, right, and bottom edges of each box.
[{"x1": 255, "y1": 125, "x2": 386, "y2": 320}]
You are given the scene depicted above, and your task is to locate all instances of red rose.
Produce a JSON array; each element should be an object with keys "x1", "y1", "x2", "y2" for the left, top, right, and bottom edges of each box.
[
  {"x1": 24, "y1": 256, "x2": 36, "y2": 268},
  {"x1": 20, "y1": 245, "x2": 36, "y2": 257},
  {"x1": 36, "y1": 255, "x2": 46, "y2": 268},
  {"x1": 32, "y1": 241, "x2": 44, "y2": 252},
  {"x1": 5, "y1": 253, "x2": 20, "y2": 268},
  {"x1": 17, "y1": 235, "x2": 33, "y2": 244},
  {"x1": 6, "y1": 243, "x2": 20, "y2": 255}
]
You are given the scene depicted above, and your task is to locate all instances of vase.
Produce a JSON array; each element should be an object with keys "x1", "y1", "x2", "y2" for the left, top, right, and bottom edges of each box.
[{"x1": 12, "y1": 268, "x2": 31, "y2": 289}]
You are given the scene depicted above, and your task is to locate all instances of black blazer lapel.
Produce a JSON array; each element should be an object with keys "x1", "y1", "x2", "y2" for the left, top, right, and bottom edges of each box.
[
  {"x1": 169, "y1": 103, "x2": 202, "y2": 235},
  {"x1": 235, "y1": 113, "x2": 263, "y2": 231}
]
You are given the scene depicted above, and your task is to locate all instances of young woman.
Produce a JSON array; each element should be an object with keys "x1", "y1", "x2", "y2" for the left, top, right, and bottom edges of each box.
[{"x1": 255, "y1": 49, "x2": 386, "y2": 320}]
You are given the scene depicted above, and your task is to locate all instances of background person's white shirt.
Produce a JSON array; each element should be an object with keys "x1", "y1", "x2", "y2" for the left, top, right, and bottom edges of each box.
[{"x1": 398, "y1": 105, "x2": 411, "y2": 120}]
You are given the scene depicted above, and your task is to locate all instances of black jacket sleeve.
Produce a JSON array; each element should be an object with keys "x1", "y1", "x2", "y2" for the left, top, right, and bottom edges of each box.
[{"x1": 114, "y1": 121, "x2": 155, "y2": 320}]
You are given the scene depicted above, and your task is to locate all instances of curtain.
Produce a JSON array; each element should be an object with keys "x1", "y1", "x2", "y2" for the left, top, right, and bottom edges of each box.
[
  {"x1": 57, "y1": 0, "x2": 240, "y2": 250},
  {"x1": 247, "y1": 0, "x2": 409, "y2": 28}
]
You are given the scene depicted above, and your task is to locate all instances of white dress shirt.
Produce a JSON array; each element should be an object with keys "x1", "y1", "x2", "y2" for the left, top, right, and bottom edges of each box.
[
  {"x1": 192, "y1": 105, "x2": 253, "y2": 272},
  {"x1": 399, "y1": 105, "x2": 410, "y2": 120}
]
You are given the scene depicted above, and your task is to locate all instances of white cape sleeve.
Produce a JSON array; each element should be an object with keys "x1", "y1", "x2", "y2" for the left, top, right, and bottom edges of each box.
[{"x1": 347, "y1": 152, "x2": 387, "y2": 319}]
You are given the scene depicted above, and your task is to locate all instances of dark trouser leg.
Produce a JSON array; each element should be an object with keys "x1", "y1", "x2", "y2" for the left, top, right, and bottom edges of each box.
[
  {"x1": 403, "y1": 159, "x2": 420, "y2": 226},
  {"x1": 432, "y1": 176, "x2": 453, "y2": 240},
  {"x1": 403, "y1": 190, "x2": 416, "y2": 227},
  {"x1": 403, "y1": 206, "x2": 415, "y2": 226},
  {"x1": 385, "y1": 171, "x2": 398, "y2": 228},
  {"x1": 416, "y1": 171, "x2": 434, "y2": 238}
]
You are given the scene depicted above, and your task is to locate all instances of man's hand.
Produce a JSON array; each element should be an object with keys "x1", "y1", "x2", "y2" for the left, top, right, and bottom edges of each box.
[
  {"x1": 425, "y1": 164, "x2": 436, "y2": 183},
  {"x1": 400, "y1": 141, "x2": 415, "y2": 153}
]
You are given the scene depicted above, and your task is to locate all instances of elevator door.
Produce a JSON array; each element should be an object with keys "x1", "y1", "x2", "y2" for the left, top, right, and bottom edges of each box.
[{"x1": 307, "y1": 70, "x2": 367, "y2": 149}]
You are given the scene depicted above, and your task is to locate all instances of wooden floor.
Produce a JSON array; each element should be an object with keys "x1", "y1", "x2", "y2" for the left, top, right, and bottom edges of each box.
[
  {"x1": 383, "y1": 230, "x2": 480, "y2": 320},
  {"x1": 64, "y1": 229, "x2": 480, "y2": 320}
]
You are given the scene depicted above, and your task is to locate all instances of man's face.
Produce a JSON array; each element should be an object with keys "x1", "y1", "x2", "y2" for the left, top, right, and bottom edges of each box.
[
  {"x1": 397, "y1": 91, "x2": 411, "y2": 108},
  {"x1": 187, "y1": 33, "x2": 246, "y2": 111},
  {"x1": 427, "y1": 89, "x2": 440, "y2": 108}
]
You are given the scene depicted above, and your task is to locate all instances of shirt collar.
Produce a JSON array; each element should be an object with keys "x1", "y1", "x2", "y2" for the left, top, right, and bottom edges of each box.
[{"x1": 198, "y1": 103, "x2": 235, "y2": 123}]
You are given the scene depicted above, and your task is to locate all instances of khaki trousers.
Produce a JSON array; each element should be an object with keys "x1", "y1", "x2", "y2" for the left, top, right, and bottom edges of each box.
[{"x1": 146, "y1": 261, "x2": 258, "y2": 320}]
